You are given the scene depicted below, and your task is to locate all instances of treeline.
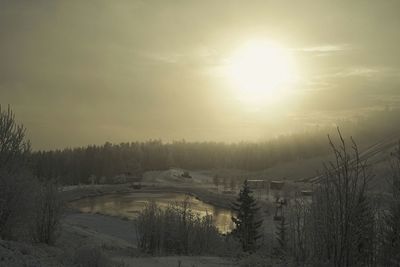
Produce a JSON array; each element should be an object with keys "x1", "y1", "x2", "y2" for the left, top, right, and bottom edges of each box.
[
  {"x1": 31, "y1": 133, "x2": 330, "y2": 185},
  {"x1": 337, "y1": 107, "x2": 400, "y2": 142},
  {"x1": 31, "y1": 107, "x2": 400, "y2": 185}
]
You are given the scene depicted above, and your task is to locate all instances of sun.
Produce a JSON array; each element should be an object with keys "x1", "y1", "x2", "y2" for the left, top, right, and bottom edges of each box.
[{"x1": 226, "y1": 40, "x2": 297, "y2": 107}]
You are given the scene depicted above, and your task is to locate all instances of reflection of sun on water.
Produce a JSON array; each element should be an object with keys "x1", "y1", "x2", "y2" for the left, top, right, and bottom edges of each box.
[
  {"x1": 226, "y1": 40, "x2": 297, "y2": 109},
  {"x1": 70, "y1": 193, "x2": 234, "y2": 233}
]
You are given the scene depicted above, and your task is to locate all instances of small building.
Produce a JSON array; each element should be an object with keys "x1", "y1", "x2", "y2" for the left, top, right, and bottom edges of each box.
[
  {"x1": 270, "y1": 180, "x2": 285, "y2": 191},
  {"x1": 267, "y1": 180, "x2": 286, "y2": 202},
  {"x1": 247, "y1": 179, "x2": 267, "y2": 200},
  {"x1": 301, "y1": 190, "x2": 313, "y2": 197},
  {"x1": 247, "y1": 179, "x2": 267, "y2": 190}
]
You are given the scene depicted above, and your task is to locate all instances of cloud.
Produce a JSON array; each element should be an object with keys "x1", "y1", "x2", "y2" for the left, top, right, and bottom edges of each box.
[
  {"x1": 294, "y1": 44, "x2": 351, "y2": 53},
  {"x1": 315, "y1": 66, "x2": 400, "y2": 79},
  {"x1": 332, "y1": 67, "x2": 380, "y2": 77}
]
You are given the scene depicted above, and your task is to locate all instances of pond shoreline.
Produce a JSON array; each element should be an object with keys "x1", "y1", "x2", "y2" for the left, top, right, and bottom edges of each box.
[
  {"x1": 66, "y1": 185, "x2": 236, "y2": 233},
  {"x1": 62, "y1": 183, "x2": 236, "y2": 211}
]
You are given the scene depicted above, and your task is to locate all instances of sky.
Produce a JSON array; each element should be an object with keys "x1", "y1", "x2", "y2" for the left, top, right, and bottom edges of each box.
[{"x1": 1, "y1": 0, "x2": 399, "y2": 150}]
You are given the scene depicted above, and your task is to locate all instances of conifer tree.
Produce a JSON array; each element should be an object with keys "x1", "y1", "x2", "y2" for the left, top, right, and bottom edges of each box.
[
  {"x1": 231, "y1": 180, "x2": 263, "y2": 252},
  {"x1": 275, "y1": 215, "x2": 288, "y2": 261}
]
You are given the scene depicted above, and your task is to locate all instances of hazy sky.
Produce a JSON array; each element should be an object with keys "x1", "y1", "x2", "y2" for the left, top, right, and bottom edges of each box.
[{"x1": 1, "y1": 0, "x2": 399, "y2": 149}]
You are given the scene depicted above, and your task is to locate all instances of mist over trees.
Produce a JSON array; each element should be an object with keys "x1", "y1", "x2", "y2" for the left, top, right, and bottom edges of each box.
[
  {"x1": 31, "y1": 133, "x2": 329, "y2": 185},
  {"x1": 30, "y1": 108, "x2": 400, "y2": 185}
]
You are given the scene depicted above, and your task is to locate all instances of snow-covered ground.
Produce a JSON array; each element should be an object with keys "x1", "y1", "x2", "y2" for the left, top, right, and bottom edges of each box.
[{"x1": 62, "y1": 212, "x2": 238, "y2": 267}]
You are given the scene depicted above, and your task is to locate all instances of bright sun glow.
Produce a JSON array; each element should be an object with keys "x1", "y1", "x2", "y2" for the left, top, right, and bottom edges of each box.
[{"x1": 227, "y1": 40, "x2": 297, "y2": 107}]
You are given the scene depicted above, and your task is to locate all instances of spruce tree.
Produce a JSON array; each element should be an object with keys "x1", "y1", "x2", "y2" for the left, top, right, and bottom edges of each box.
[
  {"x1": 274, "y1": 215, "x2": 288, "y2": 261},
  {"x1": 231, "y1": 180, "x2": 263, "y2": 252}
]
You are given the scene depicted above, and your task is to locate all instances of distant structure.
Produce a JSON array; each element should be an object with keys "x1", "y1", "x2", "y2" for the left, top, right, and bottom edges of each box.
[
  {"x1": 269, "y1": 180, "x2": 285, "y2": 198},
  {"x1": 247, "y1": 179, "x2": 267, "y2": 200},
  {"x1": 300, "y1": 189, "x2": 313, "y2": 203},
  {"x1": 269, "y1": 180, "x2": 286, "y2": 221},
  {"x1": 301, "y1": 190, "x2": 313, "y2": 197},
  {"x1": 245, "y1": 179, "x2": 290, "y2": 220},
  {"x1": 247, "y1": 179, "x2": 267, "y2": 190}
]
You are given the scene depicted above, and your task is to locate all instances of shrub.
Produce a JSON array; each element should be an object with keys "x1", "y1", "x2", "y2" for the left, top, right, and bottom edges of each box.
[
  {"x1": 0, "y1": 106, "x2": 34, "y2": 240},
  {"x1": 31, "y1": 181, "x2": 64, "y2": 244},
  {"x1": 0, "y1": 171, "x2": 37, "y2": 239},
  {"x1": 135, "y1": 199, "x2": 226, "y2": 255}
]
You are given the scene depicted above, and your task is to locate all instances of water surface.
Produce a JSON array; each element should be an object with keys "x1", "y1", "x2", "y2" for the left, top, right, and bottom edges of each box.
[{"x1": 70, "y1": 192, "x2": 234, "y2": 233}]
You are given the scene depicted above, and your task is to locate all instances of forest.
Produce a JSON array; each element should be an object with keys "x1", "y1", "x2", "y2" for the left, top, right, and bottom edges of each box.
[
  {"x1": 1, "y1": 106, "x2": 400, "y2": 266},
  {"x1": 31, "y1": 108, "x2": 400, "y2": 185}
]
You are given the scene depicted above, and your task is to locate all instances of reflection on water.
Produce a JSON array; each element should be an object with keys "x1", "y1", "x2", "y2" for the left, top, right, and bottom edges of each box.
[{"x1": 70, "y1": 192, "x2": 234, "y2": 233}]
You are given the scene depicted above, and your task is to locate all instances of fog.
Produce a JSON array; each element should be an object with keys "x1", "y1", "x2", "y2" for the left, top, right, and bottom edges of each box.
[{"x1": 1, "y1": 0, "x2": 399, "y2": 149}]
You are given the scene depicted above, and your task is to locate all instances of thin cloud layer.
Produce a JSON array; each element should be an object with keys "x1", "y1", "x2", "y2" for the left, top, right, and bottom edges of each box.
[{"x1": 0, "y1": 0, "x2": 399, "y2": 149}]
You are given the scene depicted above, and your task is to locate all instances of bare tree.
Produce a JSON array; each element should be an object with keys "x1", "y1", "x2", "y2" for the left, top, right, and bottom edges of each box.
[
  {"x1": 274, "y1": 215, "x2": 288, "y2": 263},
  {"x1": 0, "y1": 106, "x2": 63, "y2": 244},
  {"x1": 381, "y1": 141, "x2": 400, "y2": 266},
  {"x1": 0, "y1": 105, "x2": 30, "y2": 171},
  {"x1": 0, "y1": 105, "x2": 32, "y2": 238},
  {"x1": 286, "y1": 194, "x2": 312, "y2": 265},
  {"x1": 309, "y1": 129, "x2": 376, "y2": 266}
]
